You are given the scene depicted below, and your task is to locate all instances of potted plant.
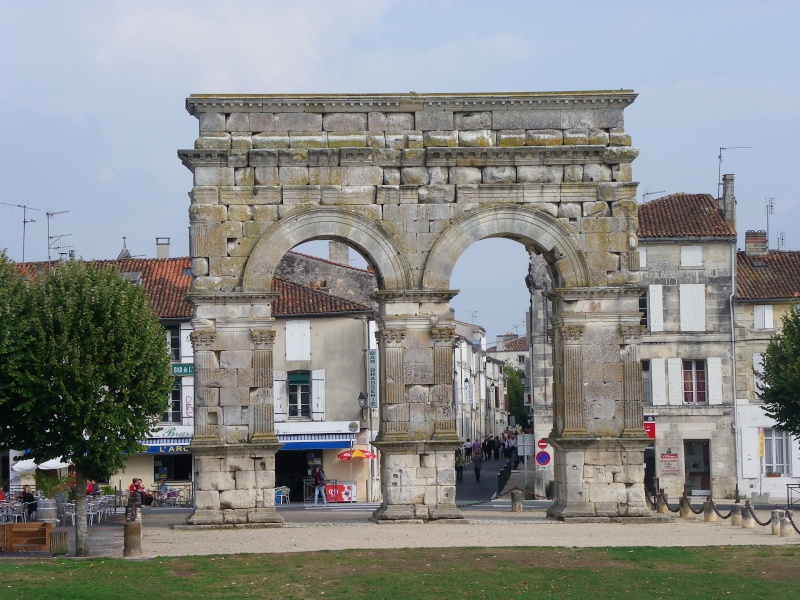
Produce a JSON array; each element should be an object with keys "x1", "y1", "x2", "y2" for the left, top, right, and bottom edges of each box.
[
  {"x1": 34, "y1": 472, "x2": 71, "y2": 498},
  {"x1": 766, "y1": 471, "x2": 781, "y2": 477}
]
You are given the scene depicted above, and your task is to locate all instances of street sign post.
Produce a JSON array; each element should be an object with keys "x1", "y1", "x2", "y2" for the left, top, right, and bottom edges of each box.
[
  {"x1": 535, "y1": 451, "x2": 551, "y2": 466},
  {"x1": 537, "y1": 439, "x2": 548, "y2": 449}
]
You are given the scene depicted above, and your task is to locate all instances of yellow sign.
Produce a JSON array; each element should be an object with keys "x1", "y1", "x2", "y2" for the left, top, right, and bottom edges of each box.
[{"x1": 759, "y1": 431, "x2": 764, "y2": 458}]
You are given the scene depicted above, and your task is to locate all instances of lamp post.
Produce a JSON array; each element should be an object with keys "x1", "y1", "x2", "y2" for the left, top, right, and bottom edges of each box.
[
  {"x1": 463, "y1": 377, "x2": 470, "y2": 441},
  {"x1": 358, "y1": 391, "x2": 367, "y2": 420}
]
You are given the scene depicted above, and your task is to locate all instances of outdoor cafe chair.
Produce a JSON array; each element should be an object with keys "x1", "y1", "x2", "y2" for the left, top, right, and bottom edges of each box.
[
  {"x1": 62, "y1": 502, "x2": 76, "y2": 526},
  {"x1": 6, "y1": 503, "x2": 25, "y2": 523}
]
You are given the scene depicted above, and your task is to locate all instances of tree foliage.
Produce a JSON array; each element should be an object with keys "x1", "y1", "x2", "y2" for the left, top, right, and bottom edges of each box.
[
  {"x1": 0, "y1": 257, "x2": 174, "y2": 554},
  {"x1": 759, "y1": 304, "x2": 800, "y2": 440},
  {"x1": 504, "y1": 364, "x2": 529, "y2": 430}
]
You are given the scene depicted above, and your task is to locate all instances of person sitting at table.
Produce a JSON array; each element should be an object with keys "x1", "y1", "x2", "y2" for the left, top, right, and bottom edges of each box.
[
  {"x1": 18, "y1": 485, "x2": 37, "y2": 519},
  {"x1": 128, "y1": 478, "x2": 153, "y2": 506},
  {"x1": 0, "y1": 488, "x2": 6, "y2": 501}
]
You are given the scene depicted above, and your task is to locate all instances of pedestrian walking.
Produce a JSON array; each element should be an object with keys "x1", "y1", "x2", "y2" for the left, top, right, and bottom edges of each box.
[
  {"x1": 455, "y1": 449, "x2": 464, "y2": 483},
  {"x1": 473, "y1": 451, "x2": 483, "y2": 483},
  {"x1": 312, "y1": 465, "x2": 327, "y2": 506},
  {"x1": 464, "y1": 439, "x2": 472, "y2": 463}
]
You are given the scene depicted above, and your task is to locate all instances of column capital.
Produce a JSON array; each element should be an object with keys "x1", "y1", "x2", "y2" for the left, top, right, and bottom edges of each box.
[{"x1": 191, "y1": 330, "x2": 217, "y2": 350}]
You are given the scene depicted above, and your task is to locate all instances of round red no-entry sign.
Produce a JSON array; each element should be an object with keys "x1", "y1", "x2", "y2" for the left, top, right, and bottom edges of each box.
[
  {"x1": 537, "y1": 438, "x2": 548, "y2": 449},
  {"x1": 535, "y1": 451, "x2": 551, "y2": 466}
]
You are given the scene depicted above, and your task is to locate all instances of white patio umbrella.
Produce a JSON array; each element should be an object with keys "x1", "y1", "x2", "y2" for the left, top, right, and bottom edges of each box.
[{"x1": 10, "y1": 457, "x2": 71, "y2": 472}]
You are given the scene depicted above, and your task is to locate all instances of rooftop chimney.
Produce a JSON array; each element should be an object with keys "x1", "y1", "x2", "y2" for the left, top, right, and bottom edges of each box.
[
  {"x1": 744, "y1": 230, "x2": 768, "y2": 256},
  {"x1": 720, "y1": 174, "x2": 736, "y2": 228},
  {"x1": 156, "y1": 237, "x2": 170, "y2": 259}
]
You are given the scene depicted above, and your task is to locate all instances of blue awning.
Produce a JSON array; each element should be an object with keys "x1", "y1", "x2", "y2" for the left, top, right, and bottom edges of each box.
[{"x1": 277, "y1": 433, "x2": 354, "y2": 451}]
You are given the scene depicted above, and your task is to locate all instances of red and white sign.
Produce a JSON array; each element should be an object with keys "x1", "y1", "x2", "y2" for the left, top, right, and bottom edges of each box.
[
  {"x1": 537, "y1": 439, "x2": 548, "y2": 449},
  {"x1": 326, "y1": 483, "x2": 357, "y2": 503},
  {"x1": 644, "y1": 415, "x2": 656, "y2": 439}
]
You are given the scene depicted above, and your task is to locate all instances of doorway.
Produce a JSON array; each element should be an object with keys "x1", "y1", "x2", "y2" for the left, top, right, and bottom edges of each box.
[
  {"x1": 276, "y1": 450, "x2": 320, "y2": 502},
  {"x1": 683, "y1": 439, "x2": 710, "y2": 495}
]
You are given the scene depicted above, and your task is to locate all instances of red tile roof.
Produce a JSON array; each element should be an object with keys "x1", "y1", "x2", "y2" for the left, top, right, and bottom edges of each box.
[
  {"x1": 17, "y1": 258, "x2": 371, "y2": 320},
  {"x1": 638, "y1": 194, "x2": 736, "y2": 239},
  {"x1": 272, "y1": 276, "x2": 370, "y2": 315},
  {"x1": 736, "y1": 251, "x2": 800, "y2": 301},
  {"x1": 487, "y1": 336, "x2": 528, "y2": 352}
]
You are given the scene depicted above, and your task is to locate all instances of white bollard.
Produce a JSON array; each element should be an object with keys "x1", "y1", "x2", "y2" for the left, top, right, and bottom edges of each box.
[
  {"x1": 771, "y1": 510, "x2": 784, "y2": 536},
  {"x1": 781, "y1": 515, "x2": 794, "y2": 537}
]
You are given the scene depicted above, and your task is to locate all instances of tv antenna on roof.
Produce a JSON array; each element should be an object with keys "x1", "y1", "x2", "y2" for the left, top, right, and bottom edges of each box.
[
  {"x1": 778, "y1": 231, "x2": 785, "y2": 251},
  {"x1": 46, "y1": 210, "x2": 70, "y2": 265},
  {"x1": 641, "y1": 190, "x2": 665, "y2": 202},
  {"x1": 0, "y1": 201, "x2": 39, "y2": 264},
  {"x1": 765, "y1": 197, "x2": 775, "y2": 250},
  {"x1": 717, "y1": 146, "x2": 752, "y2": 197}
]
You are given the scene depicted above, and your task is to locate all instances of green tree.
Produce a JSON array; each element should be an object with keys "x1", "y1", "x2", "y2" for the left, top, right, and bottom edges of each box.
[
  {"x1": 504, "y1": 364, "x2": 530, "y2": 430},
  {"x1": 0, "y1": 259, "x2": 173, "y2": 555},
  {"x1": 759, "y1": 304, "x2": 800, "y2": 440}
]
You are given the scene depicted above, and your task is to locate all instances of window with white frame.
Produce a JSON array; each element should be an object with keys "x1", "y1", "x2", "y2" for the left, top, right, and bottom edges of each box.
[
  {"x1": 636, "y1": 247, "x2": 647, "y2": 268},
  {"x1": 166, "y1": 326, "x2": 180, "y2": 361},
  {"x1": 648, "y1": 284, "x2": 664, "y2": 332},
  {"x1": 639, "y1": 293, "x2": 648, "y2": 327},
  {"x1": 287, "y1": 371, "x2": 311, "y2": 418},
  {"x1": 641, "y1": 360, "x2": 651, "y2": 404},
  {"x1": 162, "y1": 379, "x2": 182, "y2": 423},
  {"x1": 517, "y1": 355, "x2": 525, "y2": 365},
  {"x1": 679, "y1": 284, "x2": 706, "y2": 331},
  {"x1": 754, "y1": 305, "x2": 774, "y2": 330},
  {"x1": 764, "y1": 428, "x2": 791, "y2": 475},
  {"x1": 682, "y1": 360, "x2": 706, "y2": 403},
  {"x1": 680, "y1": 245, "x2": 703, "y2": 267},
  {"x1": 286, "y1": 320, "x2": 311, "y2": 361}
]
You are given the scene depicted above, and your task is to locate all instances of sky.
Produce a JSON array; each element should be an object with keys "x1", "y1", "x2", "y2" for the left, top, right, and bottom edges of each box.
[{"x1": 1, "y1": 1, "x2": 798, "y2": 345}]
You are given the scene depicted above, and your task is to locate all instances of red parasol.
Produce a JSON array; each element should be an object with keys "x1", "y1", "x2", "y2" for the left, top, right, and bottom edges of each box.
[{"x1": 338, "y1": 449, "x2": 377, "y2": 460}]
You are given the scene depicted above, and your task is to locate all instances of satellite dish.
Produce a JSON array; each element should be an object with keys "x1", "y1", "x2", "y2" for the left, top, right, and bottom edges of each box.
[{"x1": 348, "y1": 421, "x2": 359, "y2": 432}]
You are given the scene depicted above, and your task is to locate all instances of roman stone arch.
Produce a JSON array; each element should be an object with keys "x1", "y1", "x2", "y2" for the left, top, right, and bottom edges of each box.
[
  {"x1": 242, "y1": 206, "x2": 412, "y2": 292},
  {"x1": 422, "y1": 205, "x2": 590, "y2": 290},
  {"x1": 179, "y1": 91, "x2": 651, "y2": 525}
]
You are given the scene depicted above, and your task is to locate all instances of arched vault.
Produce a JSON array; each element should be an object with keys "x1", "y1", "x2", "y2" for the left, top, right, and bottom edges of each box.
[
  {"x1": 422, "y1": 205, "x2": 590, "y2": 290},
  {"x1": 242, "y1": 207, "x2": 412, "y2": 292}
]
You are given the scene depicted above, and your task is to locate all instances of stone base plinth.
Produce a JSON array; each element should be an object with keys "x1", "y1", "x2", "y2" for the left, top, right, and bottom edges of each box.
[
  {"x1": 371, "y1": 438, "x2": 463, "y2": 522},
  {"x1": 546, "y1": 436, "x2": 652, "y2": 520}
]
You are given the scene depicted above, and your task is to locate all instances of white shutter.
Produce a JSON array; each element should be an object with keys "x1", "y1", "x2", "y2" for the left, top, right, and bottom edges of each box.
[
  {"x1": 754, "y1": 305, "x2": 774, "y2": 330},
  {"x1": 311, "y1": 369, "x2": 325, "y2": 421},
  {"x1": 741, "y1": 428, "x2": 761, "y2": 479},
  {"x1": 667, "y1": 358, "x2": 683, "y2": 405},
  {"x1": 680, "y1": 284, "x2": 705, "y2": 331},
  {"x1": 791, "y1": 437, "x2": 800, "y2": 478},
  {"x1": 286, "y1": 320, "x2": 311, "y2": 361},
  {"x1": 273, "y1": 371, "x2": 288, "y2": 422},
  {"x1": 651, "y1": 358, "x2": 666, "y2": 405},
  {"x1": 680, "y1": 245, "x2": 702, "y2": 267},
  {"x1": 707, "y1": 357, "x2": 722, "y2": 405},
  {"x1": 753, "y1": 353, "x2": 765, "y2": 399},
  {"x1": 648, "y1": 284, "x2": 664, "y2": 332},
  {"x1": 637, "y1": 247, "x2": 647, "y2": 268}
]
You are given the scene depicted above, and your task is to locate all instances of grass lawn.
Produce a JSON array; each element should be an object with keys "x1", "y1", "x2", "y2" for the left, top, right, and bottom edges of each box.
[{"x1": 1, "y1": 546, "x2": 798, "y2": 599}]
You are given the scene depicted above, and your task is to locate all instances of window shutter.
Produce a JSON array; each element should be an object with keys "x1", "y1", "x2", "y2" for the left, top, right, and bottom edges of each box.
[
  {"x1": 648, "y1": 285, "x2": 664, "y2": 332},
  {"x1": 286, "y1": 320, "x2": 311, "y2": 361},
  {"x1": 754, "y1": 305, "x2": 774, "y2": 330},
  {"x1": 707, "y1": 357, "x2": 722, "y2": 404},
  {"x1": 651, "y1": 358, "x2": 666, "y2": 405},
  {"x1": 311, "y1": 369, "x2": 325, "y2": 421},
  {"x1": 680, "y1": 245, "x2": 702, "y2": 267},
  {"x1": 273, "y1": 371, "x2": 288, "y2": 422},
  {"x1": 680, "y1": 284, "x2": 705, "y2": 331},
  {"x1": 667, "y1": 358, "x2": 683, "y2": 405},
  {"x1": 764, "y1": 305, "x2": 774, "y2": 329},
  {"x1": 753, "y1": 353, "x2": 766, "y2": 399},
  {"x1": 637, "y1": 247, "x2": 647, "y2": 268},
  {"x1": 792, "y1": 437, "x2": 800, "y2": 478},
  {"x1": 741, "y1": 429, "x2": 761, "y2": 479}
]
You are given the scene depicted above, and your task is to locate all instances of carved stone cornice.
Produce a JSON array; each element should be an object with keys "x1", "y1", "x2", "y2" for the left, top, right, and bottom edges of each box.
[
  {"x1": 430, "y1": 326, "x2": 456, "y2": 344},
  {"x1": 374, "y1": 289, "x2": 459, "y2": 303},
  {"x1": 550, "y1": 286, "x2": 644, "y2": 301},
  {"x1": 251, "y1": 329, "x2": 276, "y2": 348},
  {"x1": 191, "y1": 330, "x2": 217, "y2": 350},
  {"x1": 620, "y1": 324, "x2": 645, "y2": 341},
  {"x1": 426, "y1": 146, "x2": 638, "y2": 168},
  {"x1": 178, "y1": 149, "x2": 229, "y2": 169},
  {"x1": 559, "y1": 324, "x2": 584, "y2": 343},
  {"x1": 378, "y1": 329, "x2": 407, "y2": 345},
  {"x1": 187, "y1": 291, "x2": 280, "y2": 306}
]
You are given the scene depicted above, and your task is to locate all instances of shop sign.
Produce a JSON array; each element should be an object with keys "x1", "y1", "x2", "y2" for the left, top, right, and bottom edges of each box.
[
  {"x1": 660, "y1": 451, "x2": 680, "y2": 475},
  {"x1": 146, "y1": 444, "x2": 190, "y2": 454},
  {"x1": 644, "y1": 414, "x2": 656, "y2": 439},
  {"x1": 368, "y1": 350, "x2": 378, "y2": 409},
  {"x1": 171, "y1": 363, "x2": 194, "y2": 376}
]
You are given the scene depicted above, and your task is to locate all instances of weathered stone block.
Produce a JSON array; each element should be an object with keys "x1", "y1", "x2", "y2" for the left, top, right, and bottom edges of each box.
[
  {"x1": 383, "y1": 168, "x2": 400, "y2": 185},
  {"x1": 564, "y1": 129, "x2": 589, "y2": 145},
  {"x1": 195, "y1": 167, "x2": 234, "y2": 187},
  {"x1": 344, "y1": 166, "x2": 383, "y2": 185},
  {"x1": 254, "y1": 167, "x2": 279, "y2": 185},
  {"x1": 323, "y1": 112, "x2": 368, "y2": 131},
  {"x1": 220, "y1": 350, "x2": 252, "y2": 369},
  {"x1": 454, "y1": 111, "x2": 492, "y2": 130},
  {"x1": 191, "y1": 186, "x2": 219, "y2": 204},
  {"x1": 328, "y1": 132, "x2": 367, "y2": 148},
  {"x1": 450, "y1": 167, "x2": 482, "y2": 185},
  {"x1": 429, "y1": 166, "x2": 448, "y2": 184},
  {"x1": 588, "y1": 128, "x2": 610, "y2": 145},
  {"x1": 497, "y1": 130, "x2": 526, "y2": 146},
  {"x1": 250, "y1": 113, "x2": 276, "y2": 132},
  {"x1": 219, "y1": 489, "x2": 257, "y2": 509},
  {"x1": 400, "y1": 167, "x2": 430, "y2": 185},
  {"x1": 274, "y1": 113, "x2": 322, "y2": 131},
  {"x1": 526, "y1": 129, "x2": 563, "y2": 146},
  {"x1": 612, "y1": 163, "x2": 633, "y2": 182},
  {"x1": 219, "y1": 385, "x2": 249, "y2": 407},
  {"x1": 593, "y1": 108, "x2": 624, "y2": 129},
  {"x1": 252, "y1": 133, "x2": 290, "y2": 149},
  {"x1": 234, "y1": 167, "x2": 254, "y2": 186},
  {"x1": 423, "y1": 130, "x2": 458, "y2": 147},
  {"x1": 563, "y1": 165, "x2": 584, "y2": 183},
  {"x1": 231, "y1": 134, "x2": 253, "y2": 150},
  {"x1": 199, "y1": 112, "x2": 225, "y2": 133},
  {"x1": 458, "y1": 130, "x2": 493, "y2": 147},
  {"x1": 234, "y1": 470, "x2": 257, "y2": 489},
  {"x1": 339, "y1": 186, "x2": 376, "y2": 204},
  {"x1": 416, "y1": 111, "x2": 454, "y2": 130},
  {"x1": 387, "y1": 113, "x2": 415, "y2": 131},
  {"x1": 418, "y1": 185, "x2": 455, "y2": 204},
  {"x1": 309, "y1": 167, "x2": 343, "y2": 186},
  {"x1": 583, "y1": 201, "x2": 611, "y2": 217},
  {"x1": 308, "y1": 148, "x2": 340, "y2": 167},
  {"x1": 493, "y1": 110, "x2": 560, "y2": 130},
  {"x1": 558, "y1": 203, "x2": 582, "y2": 218},
  {"x1": 583, "y1": 164, "x2": 612, "y2": 182},
  {"x1": 196, "y1": 471, "x2": 235, "y2": 491},
  {"x1": 192, "y1": 257, "x2": 209, "y2": 275},
  {"x1": 368, "y1": 112, "x2": 388, "y2": 130},
  {"x1": 250, "y1": 187, "x2": 281, "y2": 205},
  {"x1": 289, "y1": 132, "x2": 327, "y2": 149},
  {"x1": 194, "y1": 491, "x2": 221, "y2": 509},
  {"x1": 517, "y1": 166, "x2": 563, "y2": 184},
  {"x1": 482, "y1": 166, "x2": 517, "y2": 184},
  {"x1": 282, "y1": 186, "x2": 321, "y2": 204},
  {"x1": 279, "y1": 167, "x2": 310, "y2": 185},
  {"x1": 609, "y1": 129, "x2": 632, "y2": 147},
  {"x1": 366, "y1": 131, "x2": 386, "y2": 148},
  {"x1": 249, "y1": 149, "x2": 279, "y2": 166}
]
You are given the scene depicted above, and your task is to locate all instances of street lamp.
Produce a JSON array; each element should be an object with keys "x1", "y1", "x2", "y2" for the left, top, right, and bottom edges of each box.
[{"x1": 358, "y1": 392, "x2": 367, "y2": 419}]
